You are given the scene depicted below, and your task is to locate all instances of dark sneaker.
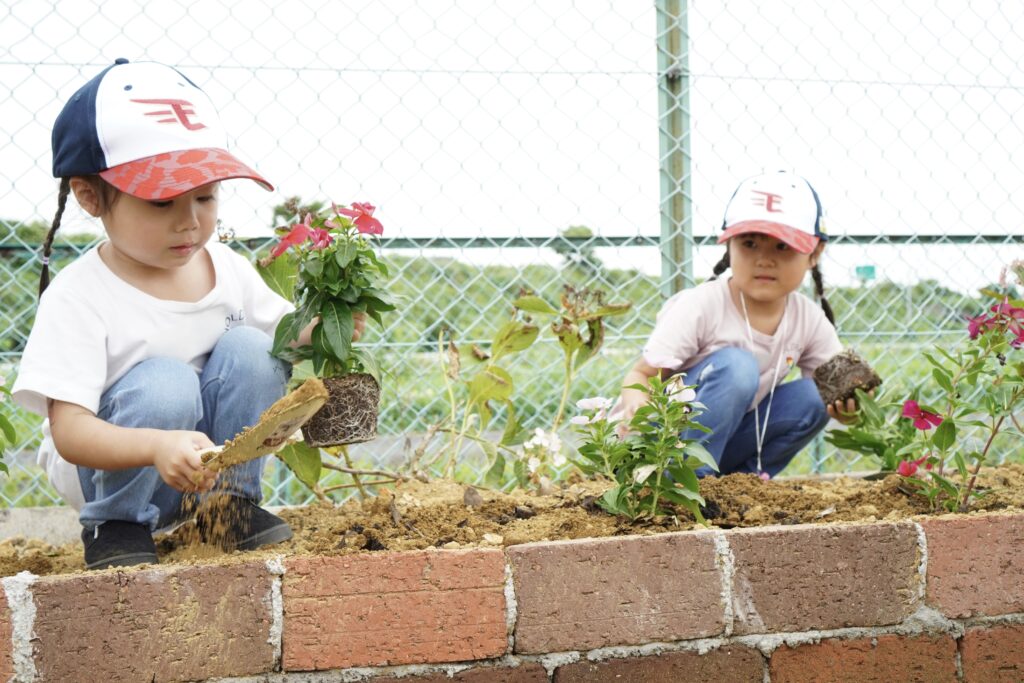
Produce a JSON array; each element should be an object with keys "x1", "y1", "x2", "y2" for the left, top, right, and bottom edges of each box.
[
  {"x1": 81, "y1": 521, "x2": 158, "y2": 570},
  {"x1": 197, "y1": 497, "x2": 293, "y2": 551}
]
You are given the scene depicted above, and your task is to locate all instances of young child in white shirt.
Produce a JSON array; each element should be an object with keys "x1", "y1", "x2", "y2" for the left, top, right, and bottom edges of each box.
[
  {"x1": 13, "y1": 60, "x2": 362, "y2": 569},
  {"x1": 618, "y1": 171, "x2": 861, "y2": 477}
]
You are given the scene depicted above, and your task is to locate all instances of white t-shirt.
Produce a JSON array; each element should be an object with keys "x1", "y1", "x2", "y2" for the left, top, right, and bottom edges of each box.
[
  {"x1": 12, "y1": 241, "x2": 293, "y2": 509},
  {"x1": 642, "y1": 277, "x2": 842, "y2": 410}
]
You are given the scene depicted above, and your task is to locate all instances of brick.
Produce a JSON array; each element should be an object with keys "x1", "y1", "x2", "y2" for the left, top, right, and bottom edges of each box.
[
  {"x1": 375, "y1": 662, "x2": 549, "y2": 682},
  {"x1": 554, "y1": 646, "x2": 764, "y2": 682},
  {"x1": 31, "y1": 561, "x2": 276, "y2": 682},
  {"x1": 728, "y1": 522, "x2": 919, "y2": 634},
  {"x1": 961, "y1": 624, "x2": 1024, "y2": 682},
  {"x1": 0, "y1": 590, "x2": 13, "y2": 682},
  {"x1": 921, "y1": 514, "x2": 1024, "y2": 618},
  {"x1": 770, "y1": 634, "x2": 958, "y2": 682},
  {"x1": 508, "y1": 531, "x2": 724, "y2": 654},
  {"x1": 282, "y1": 549, "x2": 507, "y2": 670}
]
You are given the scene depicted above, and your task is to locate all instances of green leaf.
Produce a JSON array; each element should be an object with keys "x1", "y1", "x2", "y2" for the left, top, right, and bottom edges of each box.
[
  {"x1": 668, "y1": 464, "x2": 700, "y2": 491},
  {"x1": 581, "y1": 302, "x2": 632, "y2": 320},
  {"x1": 256, "y1": 254, "x2": 297, "y2": 299},
  {"x1": 484, "y1": 450, "x2": 506, "y2": 487},
  {"x1": 931, "y1": 418, "x2": 956, "y2": 452},
  {"x1": 468, "y1": 366, "x2": 514, "y2": 405},
  {"x1": 276, "y1": 442, "x2": 322, "y2": 490},
  {"x1": 334, "y1": 242, "x2": 358, "y2": 269},
  {"x1": 321, "y1": 301, "x2": 354, "y2": 362},
  {"x1": 491, "y1": 321, "x2": 539, "y2": 360},
  {"x1": 953, "y1": 451, "x2": 969, "y2": 479},
  {"x1": 683, "y1": 441, "x2": 718, "y2": 471},
  {"x1": 0, "y1": 415, "x2": 14, "y2": 445},
  {"x1": 303, "y1": 257, "x2": 323, "y2": 279},
  {"x1": 931, "y1": 367, "x2": 954, "y2": 394},
  {"x1": 499, "y1": 401, "x2": 525, "y2": 446},
  {"x1": 512, "y1": 295, "x2": 558, "y2": 315}
]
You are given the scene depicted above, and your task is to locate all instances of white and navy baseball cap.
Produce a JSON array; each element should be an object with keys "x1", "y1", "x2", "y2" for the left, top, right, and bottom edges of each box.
[
  {"x1": 718, "y1": 170, "x2": 826, "y2": 254},
  {"x1": 51, "y1": 58, "x2": 272, "y2": 200}
]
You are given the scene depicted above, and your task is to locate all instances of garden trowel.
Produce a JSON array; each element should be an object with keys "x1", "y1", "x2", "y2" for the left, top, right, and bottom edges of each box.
[{"x1": 198, "y1": 378, "x2": 329, "y2": 472}]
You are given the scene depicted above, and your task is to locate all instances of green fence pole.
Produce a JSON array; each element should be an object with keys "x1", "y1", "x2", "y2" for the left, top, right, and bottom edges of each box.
[{"x1": 656, "y1": 0, "x2": 693, "y2": 297}]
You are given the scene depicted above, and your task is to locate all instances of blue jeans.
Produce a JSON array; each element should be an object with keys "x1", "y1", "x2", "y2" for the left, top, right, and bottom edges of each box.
[
  {"x1": 681, "y1": 347, "x2": 829, "y2": 477},
  {"x1": 78, "y1": 327, "x2": 290, "y2": 532}
]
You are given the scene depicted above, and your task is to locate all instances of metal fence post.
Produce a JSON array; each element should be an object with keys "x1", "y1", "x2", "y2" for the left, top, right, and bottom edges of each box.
[{"x1": 656, "y1": 0, "x2": 693, "y2": 297}]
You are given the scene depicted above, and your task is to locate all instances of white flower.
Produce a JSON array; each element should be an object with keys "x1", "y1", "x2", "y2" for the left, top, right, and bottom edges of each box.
[
  {"x1": 527, "y1": 456, "x2": 541, "y2": 474},
  {"x1": 552, "y1": 452, "x2": 567, "y2": 468},
  {"x1": 576, "y1": 396, "x2": 612, "y2": 412},
  {"x1": 665, "y1": 374, "x2": 696, "y2": 404},
  {"x1": 669, "y1": 387, "x2": 697, "y2": 404},
  {"x1": 570, "y1": 415, "x2": 591, "y2": 426}
]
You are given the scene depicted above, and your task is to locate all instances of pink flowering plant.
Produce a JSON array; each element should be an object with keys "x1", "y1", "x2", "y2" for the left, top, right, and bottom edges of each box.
[
  {"x1": 260, "y1": 201, "x2": 394, "y2": 377},
  {"x1": 829, "y1": 262, "x2": 1024, "y2": 511},
  {"x1": 570, "y1": 375, "x2": 716, "y2": 523}
]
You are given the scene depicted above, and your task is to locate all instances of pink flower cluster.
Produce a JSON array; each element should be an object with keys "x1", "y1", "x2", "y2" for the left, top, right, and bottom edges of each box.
[
  {"x1": 270, "y1": 202, "x2": 383, "y2": 260},
  {"x1": 901, "y1": 400, "x2": 942, "y2": 430},
  {"x1": 897, "y1": 455, "x2": 932, "y2": 477},
  {"x1": 967, "y1": 299, "x2": 1024, "y2": 347}
]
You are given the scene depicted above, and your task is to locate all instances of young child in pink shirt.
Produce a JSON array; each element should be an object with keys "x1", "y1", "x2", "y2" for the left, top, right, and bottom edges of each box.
[{"x1": 618, "y1": 171, "x2": 861, "y2": 477}]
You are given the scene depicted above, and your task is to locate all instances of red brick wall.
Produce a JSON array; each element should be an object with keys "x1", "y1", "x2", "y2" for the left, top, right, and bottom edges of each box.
[{"x1": 1, "y1": 513, "x2": 1022, "y2": 681}]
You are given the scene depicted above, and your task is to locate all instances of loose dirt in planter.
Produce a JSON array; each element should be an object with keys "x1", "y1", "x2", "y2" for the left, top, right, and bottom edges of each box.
[{"x1": 3, "y1": 464, "x2": 1024, "y2": 578}]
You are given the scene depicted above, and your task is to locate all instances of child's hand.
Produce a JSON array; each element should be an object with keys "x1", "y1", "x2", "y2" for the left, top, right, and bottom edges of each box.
[
  {"x1": 151, "y1": 431, "x2": 218, "y2": 493},
  {"x1": 826, "y1": 397, "x2": 861, "y2": 425},
  {"x1": 353, "y1": 310, "x2": 367, "y2": 341},
  {"x1": 618, "y1": 387, "x2": 649, "y2": 423}
]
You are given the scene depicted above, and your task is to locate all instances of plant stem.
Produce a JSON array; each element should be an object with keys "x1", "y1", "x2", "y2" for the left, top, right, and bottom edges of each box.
[
  {"x1": 447, "y1": 410, "x2": 475, "y2": 480},
  {"x1": 552, "y1": 351, "x2": 573, "y2": 431},
  {"x1": 339, "y1": 446, "x2": 367, "y2": 500},
  {"x1": 440, "y1": 332, "x2": 459, "y2": 461},
  {"x1": 322, "y1": 479, "x2": 395, "y2": 493},
  {"x1": 321, "y1": 462, "x2": 402, "y2": 480}
]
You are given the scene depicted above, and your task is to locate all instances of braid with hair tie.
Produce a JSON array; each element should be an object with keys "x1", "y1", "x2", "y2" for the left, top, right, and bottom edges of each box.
[
  {"x1": 811, "y1": 264, "x2": 835, "y2": 326},
  {"x1": 39, "y1": 177, "x2": 71, "y2": 298},
  {"x1": 708, "y1": 250, "x2": 730, "y2": 281}
]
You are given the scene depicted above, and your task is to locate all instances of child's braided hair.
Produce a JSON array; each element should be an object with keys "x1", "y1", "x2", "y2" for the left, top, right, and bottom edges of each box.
[
  {"x1": 39, "y1": 176, "x2": 119, "y2": 298},
  {"x1": 707, "y1": 247, "x2": 835, "y2": 326}
]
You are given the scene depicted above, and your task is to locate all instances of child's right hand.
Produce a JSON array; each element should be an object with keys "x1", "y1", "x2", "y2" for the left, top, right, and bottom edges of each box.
[
  {"x1": 151, "y1": 431, "x2": 218, "y2": 493},
  {"x1": 617, "y1": 387, "x2": 649, "y2": 423}
]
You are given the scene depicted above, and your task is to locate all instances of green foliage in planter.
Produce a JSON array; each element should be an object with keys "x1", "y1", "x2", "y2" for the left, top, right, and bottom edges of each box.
[{"x1": 829, "y1": 262, "x2": 1024, "y2": 511}]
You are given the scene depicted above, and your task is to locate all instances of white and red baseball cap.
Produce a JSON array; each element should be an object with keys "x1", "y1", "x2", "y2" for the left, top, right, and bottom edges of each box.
[
  {"x1": 718, "y1": 171, "x2": 827, "y2": 254},
  {"x1": 51, "y1": 58, "x2": 272, "y2": 200}
]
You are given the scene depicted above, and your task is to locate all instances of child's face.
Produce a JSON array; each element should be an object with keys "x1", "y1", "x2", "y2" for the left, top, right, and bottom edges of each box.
[
  {"x1": 99, "y1": 183, "x2": 220, "y2": 270},
  {"x1": 728, "y1": 233, "x2": 820, "y2": 304}
]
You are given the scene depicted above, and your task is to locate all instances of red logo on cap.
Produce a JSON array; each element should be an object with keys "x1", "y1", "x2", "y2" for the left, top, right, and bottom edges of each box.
[
  {"x1": 751, "y1": 190, "x2": 783, "y2": 213},
  {"x1": 131, "y1": 99, "x2": 207, "y2": 131}
]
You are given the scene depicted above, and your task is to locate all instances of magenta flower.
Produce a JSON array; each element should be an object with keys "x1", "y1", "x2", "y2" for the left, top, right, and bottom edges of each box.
[
  {"x1": 901, "y1": 400, "x2": 943, "y2": 430},
  {"x1": 967, "y1": 314, "x2": 992, "y2": 340},
  {"x1": 336, "y1": 202, "x2": 384, "y2": 235},
  {"x1": 309, "y1": 227, "x2": 334, "y2": 250},
  {"x1": 897, "y1": 455, "x2": 929, "y2": 477},
  {"x1": 270, "y1": 214, "x2": 314, "y2": 259}
]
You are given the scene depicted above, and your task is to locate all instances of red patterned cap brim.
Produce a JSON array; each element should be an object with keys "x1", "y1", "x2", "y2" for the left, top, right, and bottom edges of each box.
[
  {"x1": 99, "y1": 148, "x2": 273, "y2": 200},
  {"x1": 718, "y1": 220, "x2": 819, "y2": 254}
]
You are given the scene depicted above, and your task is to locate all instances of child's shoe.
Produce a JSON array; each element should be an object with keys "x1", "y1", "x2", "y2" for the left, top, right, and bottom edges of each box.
[
  {"x1": 81, "y1": 521, "x2": 158, "y2": 570},
  {"x1": 197, "y1": 497, "x2": 293, "y2": 551}
]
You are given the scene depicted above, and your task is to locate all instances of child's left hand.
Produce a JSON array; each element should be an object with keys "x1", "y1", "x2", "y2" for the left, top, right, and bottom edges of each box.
[{"x1": 826, "y1": 397, "x2": 861, "y2": 425}]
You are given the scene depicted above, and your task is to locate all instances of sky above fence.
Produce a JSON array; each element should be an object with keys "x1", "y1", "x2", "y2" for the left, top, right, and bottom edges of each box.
[{"x1": 2, "y1": 0, "x2": 1023, "y2": 290}]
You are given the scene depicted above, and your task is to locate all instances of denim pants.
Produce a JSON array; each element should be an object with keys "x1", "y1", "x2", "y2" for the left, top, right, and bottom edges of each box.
[
  {"x1": 78, "y1": 326, "x2": 290, "y2": 532},
  {"x1": 681, "y1": 347, "x2": 829, "y2": 477}
]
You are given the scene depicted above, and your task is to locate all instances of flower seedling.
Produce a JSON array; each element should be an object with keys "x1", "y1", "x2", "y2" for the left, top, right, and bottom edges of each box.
[{"x1": 571, "y1": 375, "x2": 716, "y2": 523}]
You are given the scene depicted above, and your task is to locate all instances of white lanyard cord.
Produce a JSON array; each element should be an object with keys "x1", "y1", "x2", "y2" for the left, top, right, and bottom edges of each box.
[{"x1": 739, "y1": 291, "x2": 787, "y2": 475}]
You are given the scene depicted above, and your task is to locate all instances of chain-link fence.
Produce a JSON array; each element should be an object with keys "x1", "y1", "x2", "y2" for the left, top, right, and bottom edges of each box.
[{"x1": 2, "y1": 0, "x2": 1023, "y2": 506}]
